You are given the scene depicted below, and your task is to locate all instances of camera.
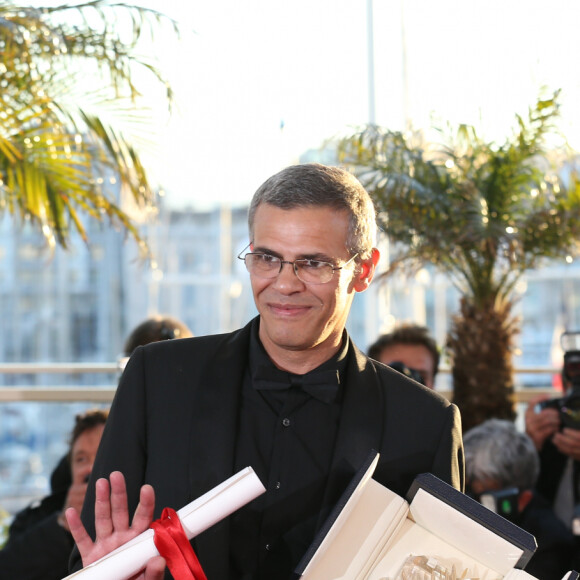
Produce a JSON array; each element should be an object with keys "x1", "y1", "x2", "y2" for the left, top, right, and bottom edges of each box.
[
  {"x1": 387, "y1": 361, "x2": 425, "y2": 386},
  {"x1": 479, "y1": 488, "x2": 520, "y2": 523},
  {"x1": 536, "y1": 331, "x2": 580, "y2": 429}
]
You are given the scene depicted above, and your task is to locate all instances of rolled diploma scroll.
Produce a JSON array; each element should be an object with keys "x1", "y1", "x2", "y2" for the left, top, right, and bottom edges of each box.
[{"x1": 62, "y1": 466, "x2": 266, "y2": 580}]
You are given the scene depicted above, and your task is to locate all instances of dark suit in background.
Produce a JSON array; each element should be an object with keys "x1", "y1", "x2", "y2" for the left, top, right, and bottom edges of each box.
[
  {"x1": 517, "y1": 492, "x2": 576, "y2": 580},
  {"x1": 0, "y1": 486, "x2": 70, "y2": 580},
  {"x1": 535, "y1": 440, "x2": 580, "y2": 571}
]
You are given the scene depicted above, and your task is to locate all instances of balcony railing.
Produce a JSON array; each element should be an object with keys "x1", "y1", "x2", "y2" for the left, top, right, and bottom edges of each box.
[
  {"x1": 0, "y1": 363, "x2": 564, "y2": 403},
  {"x1": 0, "y1": 362, "x2": 120, "y2": 402},
  {"x1": 0, "y1": 362, "x2": 564, "y2": 520}
]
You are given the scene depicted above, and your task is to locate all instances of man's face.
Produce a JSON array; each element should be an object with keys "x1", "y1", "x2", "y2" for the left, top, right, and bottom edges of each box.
[
  {"x1": 250, "y1": 203, "x2": 376, "y2": 371},
  {"x1": 70, "y1": 424, "x2": 105, "y2": 484},
  {"x1": 377, "y1": 343, "x2": 436, "y2": 389}
]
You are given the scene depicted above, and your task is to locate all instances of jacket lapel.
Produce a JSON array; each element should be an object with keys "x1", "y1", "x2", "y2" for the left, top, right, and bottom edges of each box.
[
  {"x1": 316, "y1": 340, "x2": 385, "y2": 527},
  {"x1": 186, "y1": 319, "x2": 255, "y2": 579}
]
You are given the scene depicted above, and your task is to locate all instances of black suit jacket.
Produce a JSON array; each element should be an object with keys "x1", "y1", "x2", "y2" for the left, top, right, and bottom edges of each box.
[
  {"x1": 536, "y1": 439, "x2": 578, "y2": 506},
  {"x1": 0, "y1": 490, "x2": 71, "y2": 580},
  {"x1": 73, "y1": 318, "x2": 464, "y2": 579},
  {"x1": 518, "y1": 493, "x2": 576, "y2": 580}
]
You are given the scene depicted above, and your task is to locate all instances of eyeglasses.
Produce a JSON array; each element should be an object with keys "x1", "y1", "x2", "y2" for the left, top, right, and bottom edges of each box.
[{"x1": 237, "y1": 245, "x2": 359, "y2": 285}]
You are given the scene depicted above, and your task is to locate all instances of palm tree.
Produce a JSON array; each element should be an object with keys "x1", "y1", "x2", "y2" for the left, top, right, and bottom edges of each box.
[
  {"x1": 0, "y1": 1, "x2": 178, "y2": 251},
  {"x1": 338, "y1": 93, "x2": 580, "y2": 431}
]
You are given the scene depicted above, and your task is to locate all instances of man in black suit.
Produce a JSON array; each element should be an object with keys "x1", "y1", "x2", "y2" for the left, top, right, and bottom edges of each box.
[{"x1": 68, "y1": 163, "x2": 464, "y2": 580}]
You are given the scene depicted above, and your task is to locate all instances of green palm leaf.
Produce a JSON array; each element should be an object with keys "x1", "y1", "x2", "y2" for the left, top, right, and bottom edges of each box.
[
  {"x1": 339, "y1": 92, "x2": 580, "y2": 430},
  {"x1": 0, "y1": 1, "x2": 178, "y2": 251}
]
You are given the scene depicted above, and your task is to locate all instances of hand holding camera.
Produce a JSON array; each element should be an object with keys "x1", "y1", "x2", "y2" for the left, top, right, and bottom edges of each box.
[
  {"x1": 552, "y1": 426, "x2": 580, "y2": 462},
  {"x1": 526, "y1": 331, "x2": 580, "y2": 458},
  {"x1": 526, "y1": 393, "x2": 561, "y2": 450}
]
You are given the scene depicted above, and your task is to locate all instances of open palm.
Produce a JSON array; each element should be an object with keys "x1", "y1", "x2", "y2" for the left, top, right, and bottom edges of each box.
[{"x1": 67, "y1": 471, "x2": 166, "y2": 579}]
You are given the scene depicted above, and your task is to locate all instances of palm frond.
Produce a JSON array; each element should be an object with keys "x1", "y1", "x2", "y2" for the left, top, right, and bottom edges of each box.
[
  {"x1": 339, "y1": 91, "x2": 579, "y2": 305},
  {"x1": 0, "y1": 0, "x2": 178, "y2": 250}
]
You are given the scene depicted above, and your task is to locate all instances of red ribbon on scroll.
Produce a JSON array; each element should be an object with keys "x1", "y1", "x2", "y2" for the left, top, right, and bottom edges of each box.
[{"x1": 151, "y1": 507, "x2": 208, "y2": 580}]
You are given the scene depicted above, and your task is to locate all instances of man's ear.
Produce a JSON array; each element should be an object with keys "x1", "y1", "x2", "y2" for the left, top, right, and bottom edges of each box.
[
  {"x1": 353, "y1": 248, "x2": 380, "y2": 293},
  {"x1": 518, "y1": 489, "x2": 533, "y2": 513}
]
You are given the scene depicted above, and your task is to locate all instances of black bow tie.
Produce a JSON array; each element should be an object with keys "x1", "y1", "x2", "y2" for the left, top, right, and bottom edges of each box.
[{"x1": 253, "y1": 365, "x2": 340, "y2": 404}]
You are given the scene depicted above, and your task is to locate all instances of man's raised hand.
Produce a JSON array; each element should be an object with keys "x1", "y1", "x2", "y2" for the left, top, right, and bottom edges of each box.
[{"x1": 66, "y1": 471, "x2": 166, "y2": 580}]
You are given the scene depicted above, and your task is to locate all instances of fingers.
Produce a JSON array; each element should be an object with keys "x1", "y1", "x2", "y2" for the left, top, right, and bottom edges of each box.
[
  {"x1": 70, "y1": 471, "x2": 162, "y2": 573},
  {"x1": 132, "y1": 483, "x2": 156, "y2": 534},
  {"x1": 144, "y1": 556, "x2": 167, "y2": 580},
  {"x1": 525, "y1": 402, "x2": 560, "y2": 450},
  {"x1": 525, "y1": 401, "x2": 559, "y2": 427},
  {"x1": 67, "y1": 507, "x2": 95, "y2": 566},
  {"x1": 553, "y1": 428, "x2": 580, "y2": 460},
  {"x1": 529, "y1": 410, "x2": 560, "y2": 434},
  {"x1": 94, "y1": 472, "x2": 132, "y2": 538},
  {"x1": 94, "y1": 477, "x2": 114, "y2": 540},
  {"x1": 94, "y1": 472, "x2": 154, "y2": 541},
  {"x1": 109, "y1": 471, "x2": 131, "y2": 531}
]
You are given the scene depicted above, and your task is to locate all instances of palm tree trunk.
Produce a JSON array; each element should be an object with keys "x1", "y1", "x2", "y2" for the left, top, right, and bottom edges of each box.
[{"x1": 446, "y1": 296, "x2": 518, "y2": 432}]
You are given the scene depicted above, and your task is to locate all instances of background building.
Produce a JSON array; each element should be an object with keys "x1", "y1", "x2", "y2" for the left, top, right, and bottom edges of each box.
[{"x1": 0, "y1": 201, "x2": 385, "y2": 512}]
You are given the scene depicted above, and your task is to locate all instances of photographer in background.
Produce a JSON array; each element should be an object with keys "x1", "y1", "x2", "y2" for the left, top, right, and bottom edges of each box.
[
  {"x1": 464, "y1": 419, "x2": 575, "y2": 580},
  {"x1": 526, "y1": 390, "x2": 580, "y2": 521},
  {"x1": 0, "y1": 409, "x2": 108, "y2": 580},
  {"x1": 525, "y1": 332, "x2": 580, "y2": 569}
]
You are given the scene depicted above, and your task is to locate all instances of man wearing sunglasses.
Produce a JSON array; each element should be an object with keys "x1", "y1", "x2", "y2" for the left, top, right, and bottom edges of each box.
[
  {"x1": 69, "y1": 163, "x2": 464, "y2": 580},
  {"x1": 368, "y1": 324, "x2": 440, "y2": 390}
]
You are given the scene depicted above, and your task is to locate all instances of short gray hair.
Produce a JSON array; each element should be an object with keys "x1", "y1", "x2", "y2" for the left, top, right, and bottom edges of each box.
[
  {"x1": 463, "y1": 418, "x2": 539, "y2": 491},
  {"x1": 248, "y1": 163, "x2": 377, "y2": 259}
]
